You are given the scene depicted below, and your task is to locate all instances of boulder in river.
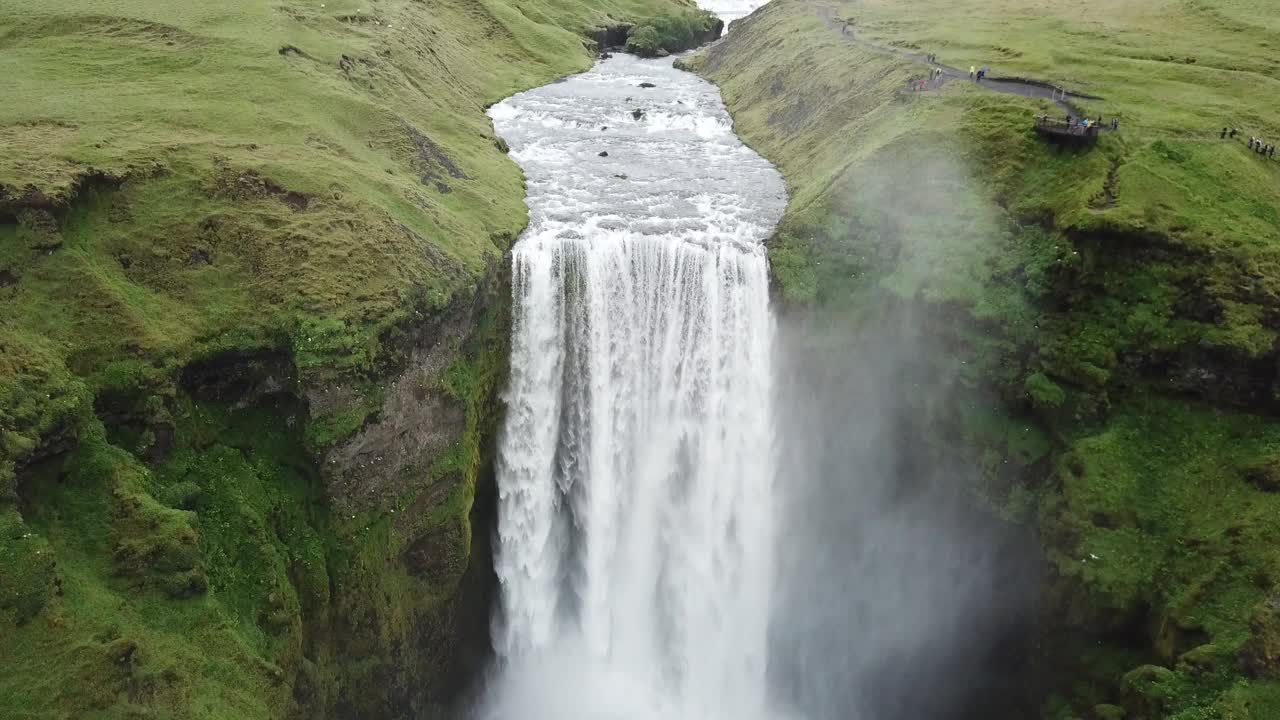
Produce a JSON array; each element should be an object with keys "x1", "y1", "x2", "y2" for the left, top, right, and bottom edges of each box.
[
  {"x1": 632, "y1": 108, "x2": 644, "y2": 120},
  {"x1": 639, "y1": 82, "x2": 656, "y2": 88},
  {"x1": 598, "y1": 151, "x2": 609, "y2": 157}
]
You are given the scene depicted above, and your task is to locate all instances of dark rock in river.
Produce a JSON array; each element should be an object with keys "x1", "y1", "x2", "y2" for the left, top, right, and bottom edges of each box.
[
  {"x1": 598, "y1": 151, "x2": 609, "y2": 157},
  {"x1": 587, "y1": 24, "x2": 633, "y2": 49},
  {"x1": 639, "y1": 82, "x2": 656, "y2": 88},
  {"x1": 632, "y1": 108, "x2": 644, "y2": 120}
]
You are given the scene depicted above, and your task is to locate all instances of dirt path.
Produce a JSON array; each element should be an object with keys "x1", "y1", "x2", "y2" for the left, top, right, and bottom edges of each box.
[{"x1": 820, "y1": 8, "x2": 1100, "y2": 118}]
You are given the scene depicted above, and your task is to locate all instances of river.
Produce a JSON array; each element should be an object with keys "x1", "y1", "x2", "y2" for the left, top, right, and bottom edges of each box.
[{"x1": 483, "y1": 12, "x2": 787, "y2": 720}]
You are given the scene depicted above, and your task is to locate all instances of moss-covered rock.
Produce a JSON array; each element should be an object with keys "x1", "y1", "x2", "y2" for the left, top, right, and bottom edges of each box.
[
  {"x1": 1241, "y1": 597, "x2": 1280, "y2": 679},
  {"x1": 625, "y1": 10, "x2": 723, "y2": 57}
]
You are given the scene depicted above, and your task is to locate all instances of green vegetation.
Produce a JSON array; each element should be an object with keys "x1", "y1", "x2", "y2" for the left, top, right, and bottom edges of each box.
[
  {"x1": 689, "y1": 0, "x2": 1280, "y2": 715},
  {"x1": 626, "y1": 9, "x2": 720, "y2": 56},
  {"x1": 0, "y1": 0, "x2": 704, "y2": 715}
]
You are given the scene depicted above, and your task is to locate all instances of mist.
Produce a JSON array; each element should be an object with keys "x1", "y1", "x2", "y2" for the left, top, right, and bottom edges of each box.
[
  {"x1": 471, "y1": 24, "x2": 1041, "y2": 720},
  {"x1": 767, "y1": 308, "x2": 1040, "y2": 720},
  {"x1": 764, "y1": 149, "x2": 1042, "y2": 720}
]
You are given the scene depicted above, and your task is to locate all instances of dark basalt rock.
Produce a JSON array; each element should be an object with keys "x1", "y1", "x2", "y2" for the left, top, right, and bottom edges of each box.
[
  {"x1": 1245, "y1": 461, "x2": 1280, "y2": 492},
  {"x1": 639, "y1": 82, "x2": 656, "y2": 88},
  {"x1": 1239, "y1": 596, "x2": 1280, "y2": 678},
  {"x1": 598, "y1": 151, "x2": 609, "y2": 157},
  {"x1": 632, "y1": 108, "x2": 644, "y2": 120},
  {"x1": 586, "y1": 23, "x2": 633, "y2": 54}
]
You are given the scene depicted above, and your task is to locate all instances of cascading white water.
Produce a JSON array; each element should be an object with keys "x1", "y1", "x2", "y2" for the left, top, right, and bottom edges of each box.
[
  {"x1": 701, "y1": 0, "x2": 770, "y2": 27},
  {"x1": 485, "y1": 51, "x2": 785, "y2": 720}
]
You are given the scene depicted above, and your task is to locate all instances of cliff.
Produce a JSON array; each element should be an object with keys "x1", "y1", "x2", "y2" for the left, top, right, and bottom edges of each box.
[
  {"x1": 688, "y1": 0, "x2": 1280, "y2": 717},
  {"x1": 0, "y1": 0, "x2": 712, "y2": 716}
]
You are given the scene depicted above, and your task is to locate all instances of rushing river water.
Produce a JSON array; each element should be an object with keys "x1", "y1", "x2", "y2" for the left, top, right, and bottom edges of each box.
[{"x1": 485, "y1": 39, "x2": 786, "y2": 720}]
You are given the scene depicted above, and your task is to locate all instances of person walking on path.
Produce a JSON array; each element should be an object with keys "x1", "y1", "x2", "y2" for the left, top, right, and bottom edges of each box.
[
  {"x1": 1270, "y1": 145, "x2": 1276, "y2": 158},
  {"x1": 1249, "y1": 137, "x2": 1255, "y2": 149},
  {"x1": 1231, "y1": 128, "x2": 1238, "y2": 138},
  {"x1": 1222, "y1": 127, "x2": 1228, "y2": 139},
  {"x1": 969, "y1": 65, "x2": 975, "y2": 79}
]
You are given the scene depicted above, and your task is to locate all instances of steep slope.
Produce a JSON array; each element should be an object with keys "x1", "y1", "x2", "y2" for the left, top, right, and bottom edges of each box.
[
  {"x1": 688, "y1": 0, "x2": 1280, "y2": 717},
  {"x1": 0, "y1": 0, "x2": 715, "y2": 717}
]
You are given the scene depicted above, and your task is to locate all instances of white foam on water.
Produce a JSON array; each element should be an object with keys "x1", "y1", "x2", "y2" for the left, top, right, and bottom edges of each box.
[{"x1": 484, "y1": 51, "x2": 786, "y2": 720}]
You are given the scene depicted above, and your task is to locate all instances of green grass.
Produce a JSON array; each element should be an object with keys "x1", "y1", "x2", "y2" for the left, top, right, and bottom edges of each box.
[
  {"x1": 626, "y1": 8, "x2": 719, "y2": 55},
  {"x1": 689, "y1": 0, "x2": 1280, "y2": 715},
  {"x1": 0, "y1": 0, "x2": 711, "y2": 460}
]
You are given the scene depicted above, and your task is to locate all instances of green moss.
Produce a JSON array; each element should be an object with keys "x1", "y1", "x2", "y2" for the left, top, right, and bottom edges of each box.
[
  {"x1": 1, "y1": 418, "x2": 305, "y2": 717},
  {"x1": 0, "y1": 507, "x2": 57, "y2": 625},
  {"x1": 626, "y1": 9, "x2": 718, "y2": 56},
  {"x1": 1026, "y1": 372, "x2": 1067, "y2": 411},
  {"x1": 1094, "y1": 703, "x2": 1127, "y2": 720}
]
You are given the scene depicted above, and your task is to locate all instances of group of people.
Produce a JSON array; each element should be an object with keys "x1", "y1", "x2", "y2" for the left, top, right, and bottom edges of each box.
[
  {"x1": 1044, "y1": 114, "x2": 1119, "y2": 136},
  {"x1": 970, "y1": 65, "x2": 989, "y2": 81},
  {"x1": 1221, "y1": 127, "x2": 1277, "y2": 158},
  {"x1": 1069, "y1": 115, "x2": 1120, "y2": 131},
  {"x1": 906, "y1": 66, "x2": 946, "y2": 91}
]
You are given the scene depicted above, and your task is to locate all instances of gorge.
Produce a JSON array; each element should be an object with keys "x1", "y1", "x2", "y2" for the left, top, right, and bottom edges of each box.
[{"x1": 3, "y1": 0, "x2": 1280, "y2": 718}]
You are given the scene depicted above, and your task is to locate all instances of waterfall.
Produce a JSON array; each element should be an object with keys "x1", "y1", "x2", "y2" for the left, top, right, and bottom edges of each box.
[{"x1": 485, "y1": 54, "x2": 786, "y2": 720}]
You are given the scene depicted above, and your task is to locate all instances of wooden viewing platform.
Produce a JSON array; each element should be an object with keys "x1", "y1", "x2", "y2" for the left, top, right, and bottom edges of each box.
[{"x1": 1034, "y1": 115, "x2": 1105, "y2": 146}]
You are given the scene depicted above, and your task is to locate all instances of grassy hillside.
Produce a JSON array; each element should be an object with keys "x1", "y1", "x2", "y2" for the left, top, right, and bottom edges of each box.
[
  {"x1": 688, "y1": 0, "x2": 1280, "y2": 716},
  {"x1": 0, "y1": 0, "x2": 709, "y2": 717}
]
